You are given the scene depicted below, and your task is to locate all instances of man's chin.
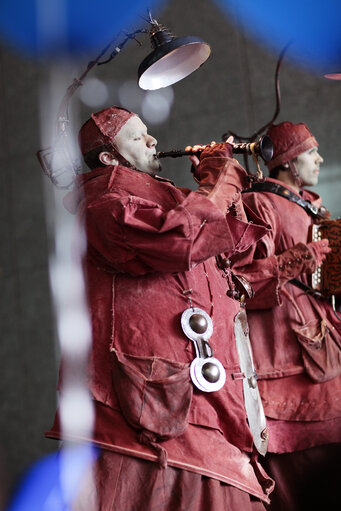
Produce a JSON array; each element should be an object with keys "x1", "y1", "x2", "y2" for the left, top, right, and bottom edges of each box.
[
  {"x1": 149, "y1": 161, "x2": 162, "y2": 175},
  {"x1": 137, "y1": 164, "x2": 161, "y2": 176},
  {"x1": 303, "y1": 179, "x2": 318, "y2": 187}
]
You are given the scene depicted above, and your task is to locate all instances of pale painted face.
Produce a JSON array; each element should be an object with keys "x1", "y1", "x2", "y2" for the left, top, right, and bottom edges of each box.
[
  {"x1": 113, "y1": 116, "x2": 160, "y2": 175},
  {"x1": 295, "y1": 146, "x2": 323, "y2": 187}
]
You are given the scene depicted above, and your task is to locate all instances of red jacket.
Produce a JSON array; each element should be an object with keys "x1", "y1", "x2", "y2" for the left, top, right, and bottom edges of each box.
[
  {"x1": 233, "y1": 178, "x2": 341, "y2": 453},
  {"x1": 47, "y1": 164, "x2": 273, "y2": 501}
]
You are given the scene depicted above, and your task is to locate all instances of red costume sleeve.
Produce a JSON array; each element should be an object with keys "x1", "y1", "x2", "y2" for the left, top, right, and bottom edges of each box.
[
  {"x1": 85, "y1": 185, "x2": 266, "y2": 276},
  {"x1": 231, "y1": 193, "x2": 286, "y2": 309},
  {"x1": 78, "y1": 155, "x2": 269, "y2": 277},
  {"x1": 232, "y1": 193, "x2": 322, "y2": 309}
]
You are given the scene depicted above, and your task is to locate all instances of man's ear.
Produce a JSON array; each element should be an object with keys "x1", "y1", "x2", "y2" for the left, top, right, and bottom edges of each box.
[{"x1": 99, "y1": 151, "x2": 119, "y2": 166}]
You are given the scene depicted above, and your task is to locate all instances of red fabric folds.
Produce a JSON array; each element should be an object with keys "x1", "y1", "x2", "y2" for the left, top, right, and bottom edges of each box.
[
  {"x1": 47, "y1": 162, "x2": 273, "y2": 503},
  {"x1": 72, "y1": 450, "x2": 267, "y2": 511},
  {"x1": 232, "y1": 178, "x2": 341, "y2": 452}
]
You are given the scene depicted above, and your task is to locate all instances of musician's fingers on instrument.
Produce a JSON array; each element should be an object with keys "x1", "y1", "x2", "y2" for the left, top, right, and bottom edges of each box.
[
  {"x1": 225, "y1": 135, "x2": 235, "y2": 145},
  {"x1": 320, "y1": 238, "x2": 332, "y2": 251},
  {"x1": 189, "y1": 155, "x2": 200, "y2": 167},
  {"x1": 186, "y1": 144, "x2": 205, "y2": 153}
]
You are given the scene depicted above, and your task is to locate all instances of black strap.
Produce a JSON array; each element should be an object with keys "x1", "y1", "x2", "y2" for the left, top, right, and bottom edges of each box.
[
  {"x1": 289, "y1": 278, "x2": 326, "y2": 300},
  {"x1": 243, "y1": 181, "x2": 331, "y2": 298},
  {"x1": 242, "y1": 181, "x2": 329, "y2": 220}
]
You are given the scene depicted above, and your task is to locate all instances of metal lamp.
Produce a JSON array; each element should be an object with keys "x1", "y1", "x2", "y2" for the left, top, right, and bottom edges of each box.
[{"x1": 138, "y1": 21, "x2": 211, "y2": 90}]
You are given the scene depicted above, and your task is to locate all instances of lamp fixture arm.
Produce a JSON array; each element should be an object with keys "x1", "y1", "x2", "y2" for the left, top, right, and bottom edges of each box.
[
  {"x1": 222, "y1": 43, "x2": 290, "y2": 143},
  {"x1": 37, "y1": 27, "x2": 148, "y2": 189},
  {"x1": 56, "y1": 28, "x2": 147, "y2": 135}
]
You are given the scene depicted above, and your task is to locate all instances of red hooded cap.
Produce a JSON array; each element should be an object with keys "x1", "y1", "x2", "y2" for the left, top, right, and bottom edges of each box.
[
  {"x1": 78, "y1": 106, "x2": 135, "y2": 156},
  {"x1": 266, "y1": 121, "x2": 318, "y2": 170}
]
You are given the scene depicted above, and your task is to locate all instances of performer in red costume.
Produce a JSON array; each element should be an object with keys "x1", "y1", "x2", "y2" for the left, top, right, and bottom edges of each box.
[
  {"x1": 232, "y1": 121, "x2": 341, "y2": 510},
  {"x1": 46, "y1": 106, "x2": 274, "y2": 510}
]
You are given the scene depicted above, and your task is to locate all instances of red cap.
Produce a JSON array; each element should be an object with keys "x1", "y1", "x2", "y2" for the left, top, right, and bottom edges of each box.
[
  {"x1": 78, "y1": 106, "x2": 135, "y2": 155},
  {"x1": 266, "y1": 121, "x2": 318, "y2": 170}
]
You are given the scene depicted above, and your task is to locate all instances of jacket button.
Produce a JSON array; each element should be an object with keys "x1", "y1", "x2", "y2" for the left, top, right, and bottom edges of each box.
[
  {"x1": 219, "y1": 257, "x2": 231, "y2": 269},
  {"x1": 189, "y1": 314, "x2": 208, "y2": 334},
  {"x1": 261, "y1": 427, "x2": 269, "y2": 441},
  {"x1": 202, "y1": 362, "x2": 220, "y2": 383}
]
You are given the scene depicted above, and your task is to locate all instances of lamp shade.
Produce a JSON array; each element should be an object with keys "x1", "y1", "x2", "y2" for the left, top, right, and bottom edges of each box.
[{"x1": 138, "y1": 35, "x2": 211, "y2": 90}]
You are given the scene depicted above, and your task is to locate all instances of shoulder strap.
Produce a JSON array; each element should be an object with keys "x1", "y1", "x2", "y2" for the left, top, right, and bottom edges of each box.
[
  {"x1": 289, "y1": 278, "x2": 325, "y2": 299},
  {"x1": 243, "y1": 181, "x2": 329, "y2": 220}
]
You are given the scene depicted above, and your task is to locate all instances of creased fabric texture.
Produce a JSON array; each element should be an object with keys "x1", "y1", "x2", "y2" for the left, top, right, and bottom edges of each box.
[
  {"x1": 232, "y1": 178, "x2": 341, "y2": 453},
  {"x1": 72, "y1": 450, "x2": 267, "y2": 511},
  {"x1": 47, "y1": 163, "x2": 273, "y2": 503},
  {"x1": 197, "y1": 143, "x2": 249, "y2": 219}
]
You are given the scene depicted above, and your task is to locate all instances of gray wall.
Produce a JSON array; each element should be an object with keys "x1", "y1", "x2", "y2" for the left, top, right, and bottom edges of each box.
[
  {"x1": 1, "y1": 0, "x2": 341, "y2": 505},
  {"x1": 0, "y1": 48, "x2": 58, "y2": 507}
]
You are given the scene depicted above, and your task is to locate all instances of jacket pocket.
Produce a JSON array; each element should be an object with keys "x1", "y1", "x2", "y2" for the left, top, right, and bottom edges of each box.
[
  {"x1": 111, "y1": 349, "x2": 192, "y2": 441},
  {"x1": 294, "y1": 319, "x2": 341, "y2": 383}
]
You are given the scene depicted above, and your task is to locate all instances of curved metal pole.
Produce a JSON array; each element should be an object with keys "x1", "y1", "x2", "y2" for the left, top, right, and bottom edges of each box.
[
  {"x1": 56, "y1": 29, "x2": 147, "y2": 136},
  {"x1": 222, "y1": 44, "x2": 290, "y2": 143}
]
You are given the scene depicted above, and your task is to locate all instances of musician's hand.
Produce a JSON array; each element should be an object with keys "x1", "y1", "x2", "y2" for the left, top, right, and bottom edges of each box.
[
  {"x1": 307, "y1": 238, "x2": 332, "y2": 266},
  {"x1": 185, "y1": 144, "x2": 206, "y2": 154},
  {"x1": 185, "y1": 146, "x2": 202, "y2": 181},
  {"x1": 186, "y1": 138, "x2": 235, "y2": 181},
  {"x1": 277, "y1": 239, "x2": 331, "y2": 285},
  {"x1": 200, "y1": 141, "x2": 234, "y2": 160},
  {"x1": 188, "y1": 154, "x2": 200, "y2": 167},
  {"x1": 195, "y1": 136, "x2": 249, "y2": 215},
  {"x1": 277, "y1": 243, "x2": 317, "y2": 284}
]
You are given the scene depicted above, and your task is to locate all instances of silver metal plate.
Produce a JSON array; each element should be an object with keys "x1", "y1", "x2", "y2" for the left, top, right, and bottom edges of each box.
[
  {"x1": 181, "y1": 307, "x2": 213, "y2": 342},
  {"x1": 190, "y1": 357, "x2": 226, "y2": 392},
  {"x1": 234, "y1": 308, "x2": 268, "y2": 456}
]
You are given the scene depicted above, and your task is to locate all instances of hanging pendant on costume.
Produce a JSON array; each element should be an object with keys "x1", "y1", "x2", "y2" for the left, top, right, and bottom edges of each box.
[
  {"x1": 234, "y1": 302, "x2": 269, "y2": 456},
  {"x1": 217, "y1": 255, "x2": 269, "y2": 455},
  {"x1": 181, "y1": 306, "x2": 226, "y2": 392}
]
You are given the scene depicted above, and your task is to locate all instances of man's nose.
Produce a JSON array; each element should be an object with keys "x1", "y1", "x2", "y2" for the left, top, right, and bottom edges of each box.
[
  {"x1": 316, "y1": 152, "x2": 323, "y2": 164},
  {"x1": 147, "y1": 135, "x2": 157, "y2": 148}
]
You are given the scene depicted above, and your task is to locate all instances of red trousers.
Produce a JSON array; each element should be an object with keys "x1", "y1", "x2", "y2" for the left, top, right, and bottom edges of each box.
[{"x1": 72, "y1": 450, "x2": 266, "y2": 511}]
